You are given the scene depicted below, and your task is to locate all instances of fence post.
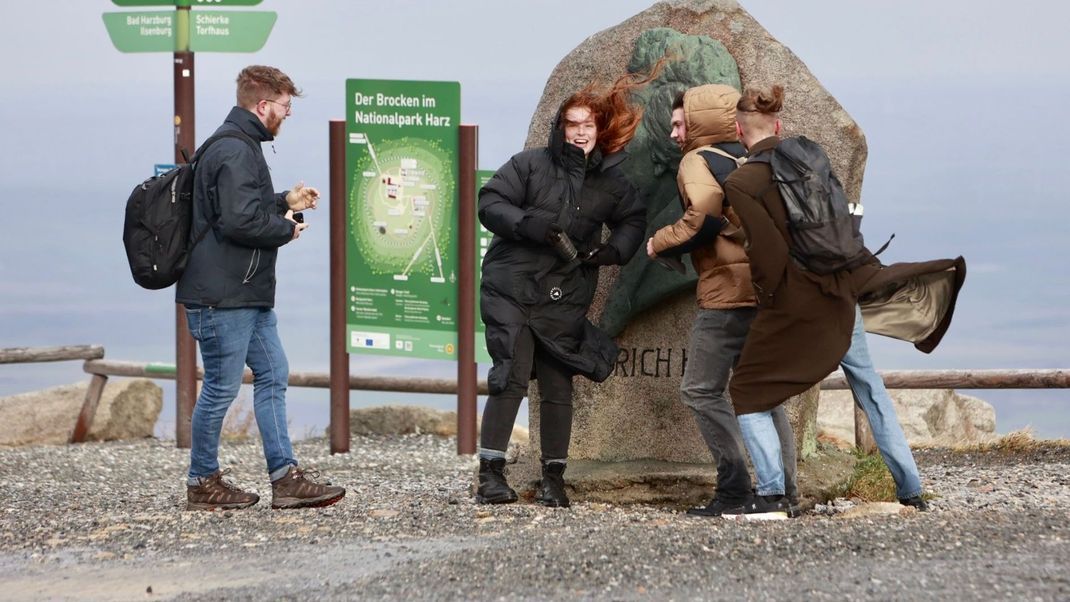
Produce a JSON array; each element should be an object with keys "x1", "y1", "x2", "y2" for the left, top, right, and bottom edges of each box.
[
  {"x1": 70, "y1": 373, "x2": 108, "y2": 444},
  {"x1": 853, "y1": 404, "x2": 877, "y2": 453}
]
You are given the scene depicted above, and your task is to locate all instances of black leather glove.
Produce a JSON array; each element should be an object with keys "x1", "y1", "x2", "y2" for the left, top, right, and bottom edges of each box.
[
  {"x1": 580, "y1": 244, "x2": 620, "y2": 266},
  {"x1": 517, "y1": 215, "x2": 560, "y2": 243}
]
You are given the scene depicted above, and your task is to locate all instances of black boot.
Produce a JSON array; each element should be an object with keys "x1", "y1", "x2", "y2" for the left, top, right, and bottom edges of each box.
[
  {"x1": 535, "y1": 461, "x2": 570, "y2": 508},
  {"x1": 476, "y1": 458, "x2": 518, "y2": 504}
]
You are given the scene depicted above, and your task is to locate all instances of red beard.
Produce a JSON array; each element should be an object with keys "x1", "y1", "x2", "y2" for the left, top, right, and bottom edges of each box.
[{"x1": 266, "y1": 111, "x2": 284, "y2": 136}]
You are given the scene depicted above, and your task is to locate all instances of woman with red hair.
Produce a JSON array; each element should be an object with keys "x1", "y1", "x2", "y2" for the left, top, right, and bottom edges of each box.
[{"x1": 475, "y1": 77, "x2": 648, "y2": 507}]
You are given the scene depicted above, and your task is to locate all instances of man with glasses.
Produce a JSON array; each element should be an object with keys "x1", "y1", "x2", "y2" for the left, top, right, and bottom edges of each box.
[{"x1": 177, "y1": 65, "x2": 345, "y2": 511}]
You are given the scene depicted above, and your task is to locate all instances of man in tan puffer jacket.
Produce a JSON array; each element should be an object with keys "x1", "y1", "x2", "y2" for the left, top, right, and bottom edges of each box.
[{"x1": 646, "y1": 84, "x2": 797, "y2": 519}]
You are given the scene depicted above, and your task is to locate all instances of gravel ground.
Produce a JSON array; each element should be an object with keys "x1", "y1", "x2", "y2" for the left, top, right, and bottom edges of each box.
[{"x1": 1, "y1": 436, "x2": 1068, "y2": 601}]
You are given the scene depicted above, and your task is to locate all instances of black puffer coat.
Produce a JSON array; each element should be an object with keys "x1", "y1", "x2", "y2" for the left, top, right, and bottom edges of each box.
[{"x1": 478, "y1": 121, "x2": 645, "y2": 395}]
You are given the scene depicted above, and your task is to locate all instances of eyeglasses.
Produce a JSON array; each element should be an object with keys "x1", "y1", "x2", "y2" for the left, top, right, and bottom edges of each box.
[{"x1": 260, "y1": 98, "x2": 293, "y2": 112}]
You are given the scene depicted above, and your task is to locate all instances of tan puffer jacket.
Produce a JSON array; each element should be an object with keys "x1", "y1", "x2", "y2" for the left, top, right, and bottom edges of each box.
[{"x1": 651, "y1": 84, "x2": 755, "y2": 309}]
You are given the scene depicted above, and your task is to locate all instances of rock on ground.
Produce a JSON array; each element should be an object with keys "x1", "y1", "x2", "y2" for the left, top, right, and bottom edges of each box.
[
  {"x1": 0, "y1": 378, "x2": 161, "y2": 446},
  {"x1": 818, "y1": 389, "x2": 997, "y2": 447},
  {"x1": 348, "y1": 405, "x2": 528, "y2": 444}
]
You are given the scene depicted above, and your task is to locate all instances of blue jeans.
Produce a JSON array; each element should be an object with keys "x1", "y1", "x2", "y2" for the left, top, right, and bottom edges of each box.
[
  {"x1": 185, "y1": 306, "x2": 296, "y2": 483},
  {"x1": 843, "y1": 305, "x2": 923, "y2": 499},
  {"x1": 738, "y1": 411, "x2": 785, "y2": 496}
]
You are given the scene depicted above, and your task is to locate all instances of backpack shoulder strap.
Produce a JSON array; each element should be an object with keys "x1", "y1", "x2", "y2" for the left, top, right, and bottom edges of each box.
[
  {"x1": 702, "y1": 146, "x2": 746, "y2": 167},
  {"x1": 697, "y1": 141, "x2": 747, "y2": 187},
  {"x1": 190, "y1": 130, "x2": 259, "y2": 165}
]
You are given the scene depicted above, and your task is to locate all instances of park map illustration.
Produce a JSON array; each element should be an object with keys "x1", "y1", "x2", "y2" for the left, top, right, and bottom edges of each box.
[{"x1": 348, "y1": 133, "x2": 456, "y2": 285}]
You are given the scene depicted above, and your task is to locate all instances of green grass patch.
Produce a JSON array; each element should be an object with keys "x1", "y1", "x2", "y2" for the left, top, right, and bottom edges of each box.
[
  {"x1": 829, "y1": 451, "x2": 897, "y2": 502},
  {"x1": 951, "y1": 429, "x2": 1070, "y2": 454}
]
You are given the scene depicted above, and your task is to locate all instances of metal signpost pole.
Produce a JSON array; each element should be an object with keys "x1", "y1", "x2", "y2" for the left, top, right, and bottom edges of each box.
[
  {"x1": 457, "y1": 125, "x2": 478, "y2": 455},
  {"x1": 329, "y1": 120, "x2": 350, "y2": 454},
  {"x1": 174, "y1": 6, "x2": 197, "y2": 448}
]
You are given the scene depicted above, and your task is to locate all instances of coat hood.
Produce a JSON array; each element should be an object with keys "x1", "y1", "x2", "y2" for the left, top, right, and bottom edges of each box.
[
  {"x1": 548, "y1": 102, "x2": 603, "y2": 171},
  {"x1": 682, "y1": 84, "x2": 741, "y2": 154}
]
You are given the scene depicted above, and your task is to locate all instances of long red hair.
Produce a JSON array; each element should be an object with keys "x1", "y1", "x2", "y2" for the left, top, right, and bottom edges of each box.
[{"x1": 559, "y1": 61, "x2": 663, "y2": 155}]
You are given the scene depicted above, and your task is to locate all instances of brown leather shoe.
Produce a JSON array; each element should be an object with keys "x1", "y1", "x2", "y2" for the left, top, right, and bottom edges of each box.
[
  {"x1": 271, "y1": 466, "x2": 345, "y2": 509},
  {"x1": 186, "y1": 469, "x2": 259, "y2": 511}
]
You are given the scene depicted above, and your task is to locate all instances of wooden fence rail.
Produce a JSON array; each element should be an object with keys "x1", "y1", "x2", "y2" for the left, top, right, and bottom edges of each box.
[
  {"x1": 820, "y1": 369, "x2": 1070, "y2": 390},
  {"x1": 4, "y1": 346, "x2": 1069, "y2": 451},
  {"x1": 81, "y1": 359, "x2": 492, "y2": 395},
  {"x1": 0, "y1": 345, "x2": 104, "y2": 364}
]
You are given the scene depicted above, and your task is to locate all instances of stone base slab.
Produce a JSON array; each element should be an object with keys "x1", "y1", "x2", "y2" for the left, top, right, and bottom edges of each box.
[{"x1": 505, "y1": 447, "x2": 855, "y2": 508}]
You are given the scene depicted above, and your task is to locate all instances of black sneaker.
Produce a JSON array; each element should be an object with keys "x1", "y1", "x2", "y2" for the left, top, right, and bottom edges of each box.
[
  {"x1": 737, "y1": 494, "x2": 790, "y2": 521},
  {"x1": 899, "y1": 495, "x2": 930, "y2": 512},
  {"x1": 686, "y1": 498, "x2": 746, "y2": 517},
  {"x1": 786, "y1": 496, "x2": 803, "y2": 518}
]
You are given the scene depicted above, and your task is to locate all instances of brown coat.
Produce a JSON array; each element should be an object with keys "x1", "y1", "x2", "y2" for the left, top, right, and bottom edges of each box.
[
  {"x1": 724, "y1": 136, "x2": 966, "y2": 414},
  {"x1": 650, "y1": 84, "x2": 753, "y2": 308}
]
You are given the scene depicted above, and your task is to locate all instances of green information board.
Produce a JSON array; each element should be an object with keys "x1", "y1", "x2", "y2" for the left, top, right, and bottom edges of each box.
[
  {"x1": 475, "y1": 170, "x2": 494, "y2": 365},
  {"x1": 345, "y1": 79, "x2": 461, "y2": 360}
]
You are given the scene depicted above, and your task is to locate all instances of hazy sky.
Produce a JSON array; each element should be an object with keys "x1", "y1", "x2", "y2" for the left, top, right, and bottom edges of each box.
[{"x1": 1, "y1": 0, "x2": 1067, "y2": 437}]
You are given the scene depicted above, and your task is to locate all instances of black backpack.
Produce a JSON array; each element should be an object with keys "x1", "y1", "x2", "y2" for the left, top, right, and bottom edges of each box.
[
  {"x1": 748, "y1": 136, "x2": 873, "y2": 275},
  {"x1": 122, "y1": 131, "x2": 257, "y2": 289}
]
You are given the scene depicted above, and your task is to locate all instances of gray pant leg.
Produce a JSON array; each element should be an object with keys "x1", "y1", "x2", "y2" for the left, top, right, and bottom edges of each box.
[{"x1": 680, "y1": 308, "x2": 756, "y2": 503}]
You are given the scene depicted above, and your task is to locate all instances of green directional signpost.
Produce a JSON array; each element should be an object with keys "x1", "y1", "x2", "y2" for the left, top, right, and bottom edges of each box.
[
  {"x1": 103, "y1": 0, "x2": 275, "y2": 450},
  {"x1": 102, "y1": 12, "x2": 178, "y2": 52},
  {"x1": 111, "y1": 0, "x2": 264, "y2": 6},
  {"x1": 104, "y1": 3, "x2": 274, "y2": 53},
  {"x1": 189, "y1": 11, "x2": 276, "y2": 52},
  {"x1": 111, "y1": 0, "x2": 183, "y2": 5}
]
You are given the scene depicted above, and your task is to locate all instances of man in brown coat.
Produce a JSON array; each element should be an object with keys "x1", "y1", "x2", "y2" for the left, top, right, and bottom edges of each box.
[
  {"x1": 725, "y1": 83, "x2": 966, "y2": 422},
  {"x1": 726, "y1": 84, "x2": 966, "y2": 512},
  {"x1": 723, "y1": 86, "x2": 859, "y2": 413},
  {"x1": 647, "y1": 84, "x2": 796, "y2": 519}
]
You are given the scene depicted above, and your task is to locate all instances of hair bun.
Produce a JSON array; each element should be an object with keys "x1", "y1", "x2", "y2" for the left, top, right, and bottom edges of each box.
[{"x1": 738, "y1": 84, "x2": 784, "y2": 114}]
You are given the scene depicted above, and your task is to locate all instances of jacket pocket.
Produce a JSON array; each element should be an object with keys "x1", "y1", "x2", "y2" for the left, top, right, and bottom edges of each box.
[{"x1": 184, "y1": 307, "x2": 215, "y2": 342}]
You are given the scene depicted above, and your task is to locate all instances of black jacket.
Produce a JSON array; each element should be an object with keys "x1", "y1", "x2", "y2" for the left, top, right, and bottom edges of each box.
[
  {"x1": 478, "y1": 122, "x2": 645, "y2": 394},
  {"x1": 176, "y1": 107, "x2": 295, "y2": 308}
]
